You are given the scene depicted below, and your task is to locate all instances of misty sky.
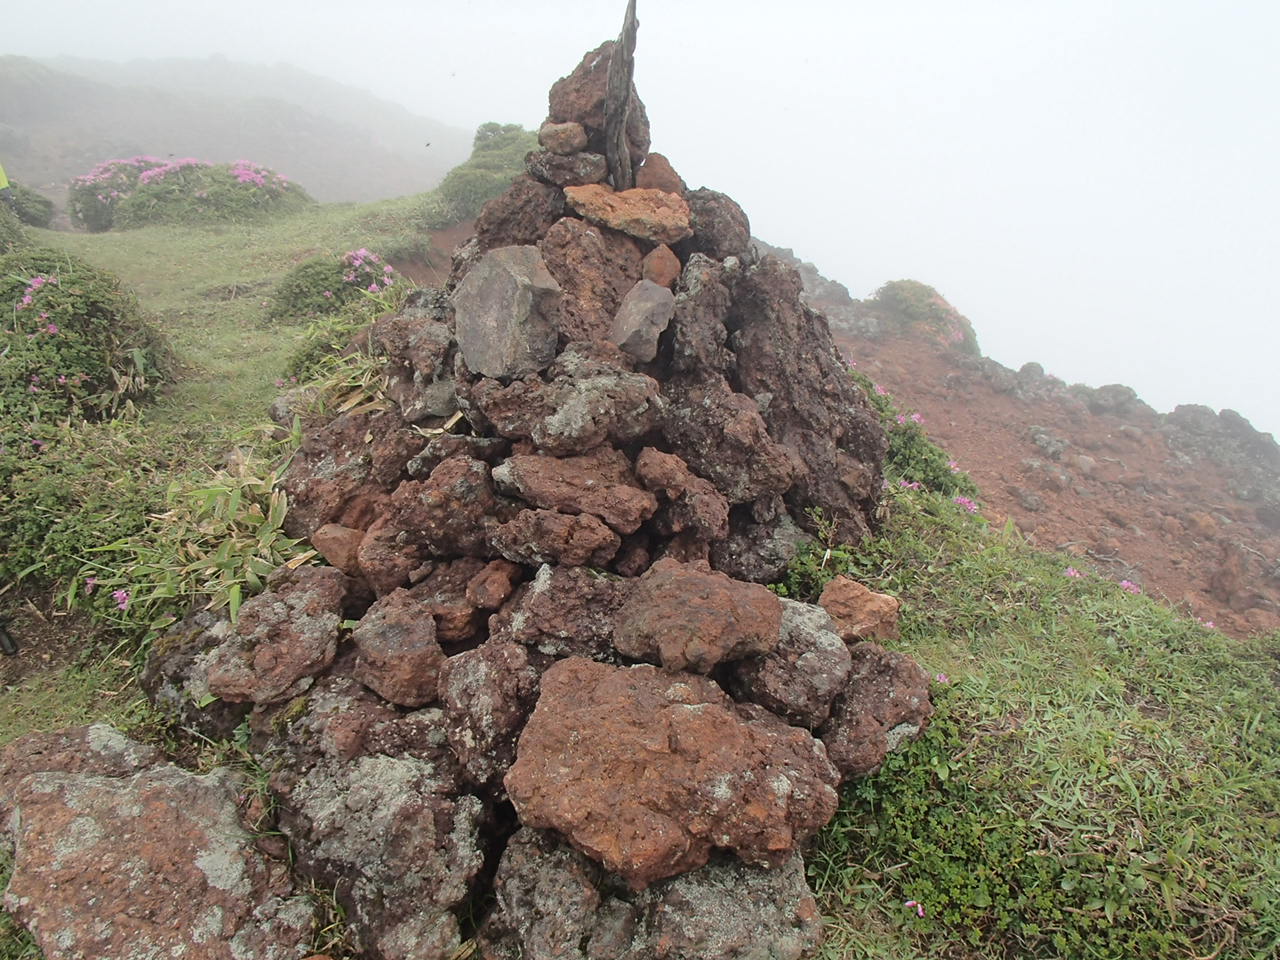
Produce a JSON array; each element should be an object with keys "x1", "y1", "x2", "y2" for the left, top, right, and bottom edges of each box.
[{"x1": 7, "y1": 1, "x2": 1279, "y2": 437}]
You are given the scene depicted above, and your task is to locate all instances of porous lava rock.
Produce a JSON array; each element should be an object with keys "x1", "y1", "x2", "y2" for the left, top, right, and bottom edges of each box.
[
  {"x1": 492, "y1": 446, "x2": 658, "y2": 534},
  {"x1": 478, "y1": 829, "x2": 823, "y2": 960},
  {"x1": 564, "y1": 184, "x2": 693, "y2": 245},
  {"x1": 142, "y1": 609, "x2": 253, "y2": 739},
  {"x1": 0, "y1": 727, "x2": 314, "y2": 960},
  {"x1": 613, "y1": 558, "x2": 782, "y2": 673},
  {"x1": 352, "y1": 588, "x2": 446, "y2": 707},
  {"x1": 505, "y1": 658, "x2": 840, "y2": 889},
  {"x1": 492, "y1": 507, "x2": 621, "y2": 567},
  {"x1": 525, "y1": 149, "x2": 609, "y2": 187},
  {"x1": 203, "y1": 566, "x2": 354, "y2": 705},
  {"x1": 641, "y1": 242, "x2": 682, "y2": 288},
  {"x1": 820, "y1": 642, "x2": 935, "y2": 780},
  {"x1": 818, "y1": 574, "x2": 902, "y2": 641},
  {"x1": 634, "y1": 151, "x2": 687, "y2": 195},
  {"x1": 488, "y1": 563, "x2": 629, "y2": 661},
  {"x1": 538, "y1": 120, "x2": 589, "y2": 155},
  {"x1": 677, "y1": 187, "x2": 752, "y2": 261},
  {"x1": 475, "y1": 176, "x2": 566, "y2": 252},
  {"x1": 539, "y1": 216, "x2": 644, "y2": 342},
  {"x1": 547, "y1": 40, "x2": 651, "y2": 166}
]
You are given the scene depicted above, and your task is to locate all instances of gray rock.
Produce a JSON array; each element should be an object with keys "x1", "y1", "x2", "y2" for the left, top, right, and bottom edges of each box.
[
  {"x1": 451, "y1": 246, "x2": 562, "y2": 380},
  {"x1": 610, "y1": 279, "x2": 676, "y2": 362},
  {"x1": 479, "y1": 828, "x2": 824, "y2": 960},
  {"x1": 710, "y1": 509, "x2": 812, "y2": 584},
  {"x1": 352, "y1": 588, "x2": 446, "y2": 707},
  {"x1": 526, "y1": 149, "x2": 609, "y2": 187},
  {"x1": 537, "y1": 120, "x2": 589, "y2": 155}
]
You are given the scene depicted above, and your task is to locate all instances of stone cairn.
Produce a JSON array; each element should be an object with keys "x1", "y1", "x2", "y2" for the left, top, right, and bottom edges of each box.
[{"x1": 0, "y1": 32, "x2": 937, "y2": 960}]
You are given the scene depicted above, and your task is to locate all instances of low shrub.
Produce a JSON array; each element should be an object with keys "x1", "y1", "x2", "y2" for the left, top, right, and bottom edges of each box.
[
  {"x1": 266, "y1": 248, "x2": 398, "y2": 324},
  {"x1": 0, "y1": 203, "x2": 28, "y2": 253},
  {"x1": 866, "y1": 279, "x2": 980, "y2": 355},
  {"x1": 422, "y1": 121, "x2": 537, "y2": 228},
  {"x1": 68, "y1": 156, "x2": 312, "y2": 231},
  {"x1": 9, "y1": 181, "x2": 54, "y2": 229}
]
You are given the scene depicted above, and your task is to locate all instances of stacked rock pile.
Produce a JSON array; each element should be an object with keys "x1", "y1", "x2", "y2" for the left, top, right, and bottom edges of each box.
[{"x1": 0, "y1": 38, "x2": 936, "y2": 960}]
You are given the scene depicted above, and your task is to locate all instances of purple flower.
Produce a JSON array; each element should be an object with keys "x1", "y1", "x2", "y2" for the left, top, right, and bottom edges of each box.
[
  {"x1": 46, "y1": 323, "x2": 59, "y2": 334},
  {"x1": 1119, "y1": 579, "x2": 1141, "y2": 595},
  {"x1": 898, "y1": 479, "x2": 923, "y2": 490},
  {"x1": 84, "y1": 576, "x2": 98, "y2": 594},
  {"x1": 934, "y1": 673, "x2": 949, "y2": 684},
  {"x1": 1064, "y1": 567, "x2": 1082, "y2": 578},
  {"x1": 874, "y1": 383, "x2": 888, "y2": 396},
  {"x1": 904, "y1": 900, "x2": 926, "y2": 918},
  {"x1": 909, "y1": 412, "x2": 924, "y2": 424},
  {"x1": 952, "y1": 496, "x2": 979, "y2": 514},
  {"x1": 111, "y1": 589, "x2": 130, "y2": 611}
]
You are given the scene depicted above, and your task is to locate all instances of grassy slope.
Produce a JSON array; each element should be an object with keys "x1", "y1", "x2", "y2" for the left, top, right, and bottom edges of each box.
[{"x1": 3, "y1": 196, "x2": 1280, "y2": 959}]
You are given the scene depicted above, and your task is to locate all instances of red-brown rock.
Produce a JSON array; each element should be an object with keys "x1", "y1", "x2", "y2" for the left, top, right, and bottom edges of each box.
[
  {"x1": 538, "y1": 217, "x2": 643, "y2": 342},
  {"x1": 641, "y1": 243, "x2": 682, "y2": 288},
  {"x1": 818, "y1": 575, "x2": 901, "y2": 642},
  {"x1": 819, "y1": 642, "x2": 934, "y2": 780},
  {"x1": 488, "y1": 563, "x2": 629, "y2": 661},
  {"x1": 466, "y1": 559, "x2": 524, "y2": 610},
  {"x1": 352, "y1": 588, "x2": 446, "y2": 707},
  {"x1": 311, "y1": 523, "x2": 364, "y2": 578},
  {"x1": 635, "y1": 446, "x2": 730, "y2": 540},
  {"x1": 409, "y1": 557, "x2": 489, "y2": 646},
  {"x1": 475, "y1": 176, "x2": 565, "y2": 253},
  {"x1": 204, "y1": 566, "x2": 353, "y2": 705},
  {"x1": 634, "y1": 151, "x2": 687, "y2": 195},
  {"x1": 612, "y1": 558, "x2": 782, "y2": 673},
  {"x1": 564, "y1": 184, "x2": 693, "y2": 245},
  {"x1": 491, "y1": 509, "x2": 620, "y2": 568},
  {"x1": 492, "y1": 447, "x2": 657, "y2": 534},
  {"x1": 676, "y1": 187, "x2": 752, "y2": 261},
  {"x1": 547, "y1": 40, "x2": 651, "y2": 166},
  {"x1": 505, "y1": 658, "x2": 840, "y2": 889},
  {"x1": 537, "y1": 120, "x2": 589, "y2": 155}
]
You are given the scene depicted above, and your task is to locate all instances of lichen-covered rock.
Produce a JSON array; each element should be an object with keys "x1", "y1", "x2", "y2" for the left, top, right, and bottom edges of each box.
[
  {"x1": 276, "y1": 754, "x2": 485, "y2": 960},
  {"x1": 203, "y1": 567, "x2": 353, "y2": 705},
  {"x1": 281, "y1": 409, "x2": 427, "y2": 540},
  {"x1": 382, "y1": 456, "x2": 507, "y2": 569},
  {"x1": 492, "y1": 447, "x2": 658, "y2": 534},
  {"x1": 547, "y1": 40, "x2": 650, "y2": 166},
  {"x1": 475, "y1": 176, "x2": 565, "y2": 252},
  {"x1": 1, "y1": 731, "x2": 313, "y2": 960},
  {"x1": 505, "y1": 658, "x2": 839, "y2": 888},
  {"x1": 352, "y1": 588, "x2": 446, "y2": 707},
  {"x1": 610, "y1": 278, "x2": 676, "y2": 363},
  {"x1": 488, "y1": 564, "x2": 628, "y2": 661},
  {"x1": 142, "y1": 610, "x2": 253, "y2": 739},
  {"x1": 479, "y1": 829, "x2": 823, "y2": 960},
  {"x1": 538, "y1": 120, "x2": 589, "y2": 155},
  {"x1": 492, "y1": 508, "x2": 621, "y2": 567},
  {"x1": 612, "y1": 558, "x2": 781, "y2": 673},
  {"x1": 676, "y1": 187, "x2": 752, "y2": 261},
  {"x1": 406, "y1": 433, "x2": 511, "y2": 479},
  {"x1": 438, "y1": 641, "x2": 543, "y2": 790},
  {"x1": 726, "y1": 599, "x2": 852, "y2": 728},
  {"x1": 818, "y1": 575, "x2": 901, "y2": 642},
  {"x1": 451, "y1": 245, "x2": 562, "y2": 380},
  {"x1": 369, "y1": 310, "x2": 457, "y2": 423},
  {"x1": 710, "y1": 509, "x2": 812, "y2": 584},
  {"x1": 526, "y1": 149, "x2": 608, "y2": 187},
  {"x1": 819, "y1": 642, "x2": 934, "y2": 780},
  {"x1": 564, "y1": 184, "x2": 693, "y2": 245},
  {"x1": 538, "y1": 216, "x2": 643, "y2": 342}
]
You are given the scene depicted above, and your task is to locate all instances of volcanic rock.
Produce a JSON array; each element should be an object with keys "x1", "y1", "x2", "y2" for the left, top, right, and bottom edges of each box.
[
  {"x1": 641, "y1": 243, "x2": 681, "y2": 288},
  {"x1": 676, "y1": 187, "x2": 752, "y2": 261},
  {"x1": 276, "y1": 754, "x2": 484, "y2": 960},
  {"x1": 538, "y1": 216, "x2": 643, "y2": 342},
  {"x1": 547, "y1": 40, "x2": 651, "y2": 166},
  {"x1": 488, "y1": 563, "x2": 629, "y2": 661},
  {"x1": 612, "y1": 558, "x2": 780, "y2": 672},
  {"x1": 634, "y1": 151, "x2": 687, "y2": 195},
  {"x1": 537, "y1": 120, "x2": 589, "y2": 155},
  {"x1": 142, "y1": 609, "x2": 253, "y2": 739},
  {"x1": 406, "y1": 557, "x2": 489, "y2": 646},
  {"x1": 668, "y1": 253, "x2": 735, "y2": 374},
  {"x1": 311, "y1": 523, "x2": 365, "y2": 578},
  {"x1": 819, "y1": 642, "x2": 934, "y2": 780},
  {"x1": 726, "y1": 598, "x2": 853, "y2": 729},
  {"x1": 466, "y1": 558, "x2": 525, "y2": 610},
  {"x1": 818, "y1": 575, "x2": 902, "y2": 642},
  {"x1": 525, "y1": 149, "x2": 608, "y2": 187},
  {"x1": 1, "y1": 729, "x2": 313, "y2": 960},
  {"x1": 438, "y1": 641, "x2": 543, "y2": 790},
  {"x1": 492, "y1": 446, "x2": 658, "y2": 534},
  {"x1": 478, "y1": 829, "x2": 823, "y2": 960},
  {"x1": 634, "y1": 446, "x2": 730, "y2": 540},
  {"x1": 610, "y1": 278, "x2": 676, "y2": 362},
  {"x1": 475, "y1": 176, "x2": 566, "y2": 252},
  {"x1": 203, "y1": 566, "x2": 353, "y2": 705},
  {"x1": 369, "y1": 308, "x2": 457, "y2": 423},
  {"x1": 406, "y1": 433, "x2": 511, "y2": 479},
  {"x1": 492, "y1": 508, "x2": 621, "y2": 567},
  {"x1": 352, "y1": 588, "x2": 446, "y2": 707},
  {"x1": 710, "y1": 508, "x2": 812, "y2": 584},
  {"x1": 505, "y1": 658, "x2": 840, "y2": 889},
  {"x1": 564, "y1": 184, "x2": 693, "y2": 245},
  {"x1": 451, "y1": 245, "x2": 562, "y2": 380}
]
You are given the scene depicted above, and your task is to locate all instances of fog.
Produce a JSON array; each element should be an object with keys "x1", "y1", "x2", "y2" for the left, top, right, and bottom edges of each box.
[{"x1": 7, "y1": 0, "x2": 1278, "y2": 438}]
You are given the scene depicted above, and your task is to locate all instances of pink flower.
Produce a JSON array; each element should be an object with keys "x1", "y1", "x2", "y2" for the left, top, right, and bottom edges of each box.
[
  {"x1": 322, "y1": 290, "x2": 333, "y2": 298},
  {"x1": 934, "y1": 673, "x2": 949, "y2": 684},
  {"x1": 46, "y1": 323, "x2": 58, "y2": 334},
  {"x1": 874, "y1": 384, "x2": 888, "y2": 396},
  {"x1": 904, "y1": 900, "x2": 926, "y2": 918},
  {"x1": 1064, "y1": 567, "x2": 1082, "y2": 578},
  {"x1": 111, "y1": 589, "x2": 130, "y2": 611},
  {"x1": 948, "y1": 460, "x2": 960, "y2": 473},
  {"x1": 953, "y1": 496, "x2": 979, "y2": 513},
  {"x1": 895, "y1": 414, "x2": 907, "y2": 425},
  {"x1": 1119, "y1": 580, "x2": 1141, "y2": 595},
  {"x1": 368, "y1": 283, "x2": 379, "y2": 293},
  {"x1": 909, "y1": 412, "x2": 924, "y2": 424},
  {"x1": 84, "y1": 576, "x2": 97, "y2": 594},
  {"x1": 898, "y1": 479, "x2": 923, "y2": 490}
]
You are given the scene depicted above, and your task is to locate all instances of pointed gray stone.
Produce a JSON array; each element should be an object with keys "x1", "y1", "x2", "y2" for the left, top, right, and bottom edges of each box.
[
  {"x1": 451, "y1": 246, "x2": 562, "y2": 379},
  {"x1": 609, "y1": 278, "x2": 675, "y2": 362}
]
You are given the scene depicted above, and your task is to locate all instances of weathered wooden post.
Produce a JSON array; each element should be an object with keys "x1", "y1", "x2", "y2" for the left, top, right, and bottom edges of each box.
[{"x1": 604, "y1": 0, "x2": 639, "y2": 189}]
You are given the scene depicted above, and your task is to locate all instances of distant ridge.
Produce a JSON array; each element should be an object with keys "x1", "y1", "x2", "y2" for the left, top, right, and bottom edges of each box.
[{"x1": 0, "y1": 55, "x2": 473, "y2": 203}]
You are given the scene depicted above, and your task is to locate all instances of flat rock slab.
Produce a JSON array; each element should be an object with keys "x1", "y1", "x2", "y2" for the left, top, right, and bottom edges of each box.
[
  {"x1": 505, "y1": 658, "x2": 839, "y2": 889},
  {"x1": 564, "y1": 184, "x2": 693, "y2": 245},
  {"x1": 1, "y1": 727, "x2": 312, "y2": 960}
]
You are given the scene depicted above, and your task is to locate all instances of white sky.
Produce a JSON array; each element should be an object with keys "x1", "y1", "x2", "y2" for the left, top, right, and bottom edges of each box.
[{"x1": 7, "y1": 0, "x2": 1279, "y2": 438}]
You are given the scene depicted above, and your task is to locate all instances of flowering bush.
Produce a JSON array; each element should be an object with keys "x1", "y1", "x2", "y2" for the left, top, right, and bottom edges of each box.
[
  {"x1": 266, "y1": 248, "x2": 397, "y2": 324},
  {"x1": 866, "y1": 279, "x2": 980, "y2": 355},
  {"x1": 68, "y1": 156, "x2": 312, "y2": 231}
]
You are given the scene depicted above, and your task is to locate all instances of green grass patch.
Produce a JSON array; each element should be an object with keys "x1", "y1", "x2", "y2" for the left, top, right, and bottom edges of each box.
[{"x1": 800, "y1": 485, "x2": 1280, "y2": 959}]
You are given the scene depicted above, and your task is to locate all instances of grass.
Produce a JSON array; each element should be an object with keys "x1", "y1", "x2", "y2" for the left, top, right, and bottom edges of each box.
[{"x1": 800, "y1": 487, "x2": 1280, "y2": 959}]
